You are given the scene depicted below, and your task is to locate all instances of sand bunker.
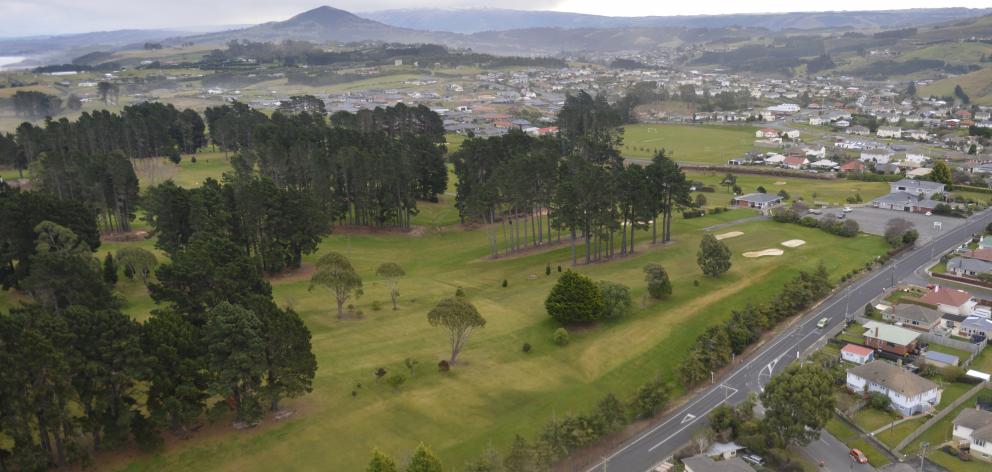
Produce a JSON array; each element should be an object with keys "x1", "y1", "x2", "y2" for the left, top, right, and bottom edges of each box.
[
  {"x1": 774, "y1": 181, "x2": 787, "y2": 185},
  {"x1": 743, "y1": 249, "x2": 784, "y2": 258},
  {"x1": 715, "y1": 231, "x2": 743, "y2": 240},
  {"x1": 781, "y1": 239, "x2": 806, "y2": 248}
]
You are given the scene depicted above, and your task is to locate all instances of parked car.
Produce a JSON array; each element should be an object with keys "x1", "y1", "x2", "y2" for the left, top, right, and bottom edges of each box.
[
  {"x1": 842, "y1": 206, "x2": 853, "y2": 213},
  {"x1": 808, "y1": 209, "x2": 822, "y2": 215},
  {"x1": 742, "y1": 454, "x2": 765, "y2": 466},
  {"x1": 850, "y1": 448, "x2": 868, "y2": 464}
]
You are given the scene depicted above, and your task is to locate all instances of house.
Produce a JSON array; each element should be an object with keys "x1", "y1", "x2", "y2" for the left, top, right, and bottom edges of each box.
[
  {"x1": 683, "y1": 455, "x2": 756, "y2": 472},
  {"x1": 764, "y1": 153, "x2": 786, "y2": 165},
  {"x1": 883, "y1": 303, "x2": 942, "y2": 331},
  {"x1": 941, "y1": 313, "x2": 968, "y2": 332},
  {"x1": 953, "y1": 408, "x2": 992, "y2": 461},
  {"x1": 861, "y1": 151, "x2": 894, "y2": 164},
  {"x1": 703, "y1": 442, "x2": 745, "y2": 460},
  {"x1": 905, "y1": 129, "x2": 930, "y2": 141},
  {"x1": 841, "y1": 343, "x2": 876, "y2": 365},
  {"x1": 919, "y1": 286, "x2": 976, "y2": 316},
  {"x1": 846, "y1": 360, "x2": 941, "y2": 416},
  {"x1": 782, "y1": 129, "x2": 801, "y2": 139},
  {"x1": 847, "y1": 125, "x2": 870, "y2": 136},
  {"x1": 888, "y1": 179, "x2": 945, "y2": 198},
  {"x1": 862, "y1": 321, "x2": 920, "y2": 356},
  {"x1": 732, "y1": 193, "x2": 783, "y2": 209},
  {"x1": 877, "y1": 127, "x2": 902, "y2": 139},
  {"x1": 809, "y1": 116, "x2": 825, "y2": 126},
  {"x1": 946, "y1": 257, "x2": 992, "y2": 277},
  {"x1": 923, "y1": 350, "x2": 959, "y2": 368},
  {"x1": 835, "y1": 119, "x2": 851, "y2": 128},
  {"x1": 959, "y1": 316, "x2": 992, "y2": 340},
  {"x1": 840, "y1": 160, "x2": 866, "y2": 173},
  {"x1": 755, "y1": 128, "x2": 778, "y2": 139},
  {"x1": 810, "y1": 159, "x2": 838, "y2": 170},
  {"x1": 783, "y1": 156, "x2": 808, "y2": 169},
  {"x1": 871, "y1": 192, "x2": 941, "y2": 213}
]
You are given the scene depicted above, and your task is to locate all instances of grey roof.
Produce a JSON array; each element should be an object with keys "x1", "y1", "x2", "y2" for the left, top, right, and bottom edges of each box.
[
  {"x1": 942, "y1": 313, "x2": 968, "y2": 323},
  {"x1": 953, "y1": 408, "x2": 992, "y2": 442},
  {"x1": 848, "y1": 360, "x2": 939, "y2": 398},
  {"x1": 734, "y1": 193, "x2": 782, "y2": 204},
  {"x1": 891, "y1": 303, "x2": 942, "y2": 325},
  {"x1": 923, "y1": 350, "x2": 959, "y2": 366},
  {"x1": 947, "y1": 257, "x2": 992, "y2": 274},
  {"x1": 891, "y1": 179, "x2": 946, "y2": 191},
  {"x1": 873, "y1": 191, "x2": 940, "y2": 209},
  {"x1": 961, "y1": 316, "x2": 992, "y2": 333},
  {"x1": 682, "y1": 455, "x2": 756, "y2": 472},
  {"x1": 863, "y1": 321, "x2": 922, "y2": 346}
]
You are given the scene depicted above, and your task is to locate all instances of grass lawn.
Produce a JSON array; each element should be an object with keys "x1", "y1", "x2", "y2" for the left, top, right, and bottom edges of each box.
[
  {"x1": 928, "y1": 449, "x2": 992, "y2": 472},
  {"x1": 686, "y1": 171, "x2": 889, "y2": 207},
  {"x1": 877, "y1": 416, "x2": 927, "y2": 450},
  {"x1": 0, "y1": 148, "x2": 893, "y2": 471},
  {"x1": 837, "y1": 323, "x2": 866, "y2": 345},
  {"x1": 853, "y1": 407, "x2": 902, "y2": 433},
  {"x1": 826, "y1": 417, "x2": 892, "y2": 468},
  {"x1": 621, "y1": 124, "x2": 758, "y2": 164},
  {"x1": 445, "y1": 133, "x2": 467, "y2": 154},
  {"x1": 904, "y1": 387, "x2": 986, "y2": 457},
  {"x1": 968, "y1": 347, "x2": 992, "y2": 374}
]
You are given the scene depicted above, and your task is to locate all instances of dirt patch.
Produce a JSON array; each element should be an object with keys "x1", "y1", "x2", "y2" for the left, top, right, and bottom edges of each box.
[
  {"x1": 265, "y1": 263, "x2": 316, "y2": 283},
  {"x1": 774, "y1": 181, "x2": 787, "y2": 185},
  {"x1": 742, "y1": 248, "x2": 784, "y2": 258},
  {"x1": 715, "y1": 231, "x2": 743, "y2": 240},
  {"x1": 101, "y1": 230, "x2": 149, "y2": 242},
  {"x1": 781, "y1": 239, "x2": 806, "y2": 248}
]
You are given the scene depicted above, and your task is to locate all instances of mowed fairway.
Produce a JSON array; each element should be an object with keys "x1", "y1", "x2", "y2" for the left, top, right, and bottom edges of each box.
[
  {"x1": 686, "y1": 170, "x2": 890, "y2": 206},
  {"x1": 622, "y1": 124, "x2": 758, "y2": 164}
]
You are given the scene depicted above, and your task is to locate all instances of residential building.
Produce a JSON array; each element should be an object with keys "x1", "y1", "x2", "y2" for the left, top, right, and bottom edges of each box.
[
  {"x1": 732, "y1": 193, "x2": 783, "y2": 209},
  {"x1": 755, "y1": 128, "x2": 778, "y2": 139},
  {"x1": 683, "y1": 455, "x2": 756, "y2": 472},
  {"x1": 877, "y1": 127, "x2": 902, "y2": 138},
  {"x1": 847, "y1": 125, "x2": 870, "y2": 136},
  {"x1": 862, "y1": 321, "x2": 920, "y2": 356},
  {"x1": 783, "y1": 156, "x2": 808, "y2": 169},
  {"x1": 888, "y1": 179, "x2": 945, "y2": 198},
  {"x1": 840, "y1": 160, "x2": 866, "y2": 173},
  {"x1": 846, "y1": 360, "x2": 941, "y2": 416},
  {"x1": 959, "y1": 316, "x2": 992, "y2": 339},
  {"x1": 953, "y1": 408, "x2": 992, "y2": 461},
  {"x1": 947, "y1": 257, "x2": 992, "y2": 277},
  {"x1": 861, "y1": 151, "x2": 894, "y2": 164},
  {"x1": 883, "y1": 303, "x2": 942, "y2": 331},
  {"x1": 919, "y1": 286, "x2": 976, "y2": 316},
  {"x1": 841, "y1": 344, "x2": 875, "y2": 365},
  {"x1": 871, "y1": 192, "x2": 941, "y2": 213}
]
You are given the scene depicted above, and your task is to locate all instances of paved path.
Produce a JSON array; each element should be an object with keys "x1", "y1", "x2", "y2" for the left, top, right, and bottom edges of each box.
[
  {"x1": 585, "y1": 209, "x2": 992, "y2": 472},
  {"x1": 802, "y1": 430, "x2": 878, "y2": 472}
]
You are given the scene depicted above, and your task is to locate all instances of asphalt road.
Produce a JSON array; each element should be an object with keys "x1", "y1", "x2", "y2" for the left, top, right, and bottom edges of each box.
[
  {"x1": 801, "y1": 430, "x2": 877, "y2": 472},
  {"x1": 586, "y1": 208, "x2": 992, "y2": 472}
]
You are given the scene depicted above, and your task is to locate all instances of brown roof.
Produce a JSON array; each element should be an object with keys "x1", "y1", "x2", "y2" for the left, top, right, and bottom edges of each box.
[
  {"x1": 954, "y1": 408, "x2": 992, "y2": 442},
  {"x1": 848, "y1": 360, "x2": 939, "y2": 398},
  {"x1": 919, "y1": 287, "x2": 972, "y2": 307},
  {"x1": 841, "y1": 160, "x2": 865, "y2": 171},
  {"x1": 965, "y1": 248, "x2": 992, "y2": 263}
]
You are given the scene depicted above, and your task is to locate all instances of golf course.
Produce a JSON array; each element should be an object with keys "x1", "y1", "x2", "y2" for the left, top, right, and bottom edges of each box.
[{"x1": 0, "y1": 154, "x2": 895, "y2": 471}]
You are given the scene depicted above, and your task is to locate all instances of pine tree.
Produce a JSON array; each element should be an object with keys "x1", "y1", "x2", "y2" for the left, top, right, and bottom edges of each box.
[
  {"x1": 697, "y1": 234, "x2": 732, "y2": 278},
  {"x1": 367, "y1": 448, "x2": 398, "y2": 472},
  {"x1": 407, "y1": 443, "x2": 443, "y2": 472},
  {"x1": 544, "y1": 270, "x2": 604, "y2": 323},
  {"x1": 103, "y1": 252, "x2": 118, "y2": 285}
]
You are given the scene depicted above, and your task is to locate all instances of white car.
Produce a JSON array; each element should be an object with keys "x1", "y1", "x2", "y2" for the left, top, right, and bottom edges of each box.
[
  {"x1": 925, "y1": 211, "x2": 932, "y2": 216},
  {"x1": 842, "y1": 207, "x2": 853, "y2": 213}
]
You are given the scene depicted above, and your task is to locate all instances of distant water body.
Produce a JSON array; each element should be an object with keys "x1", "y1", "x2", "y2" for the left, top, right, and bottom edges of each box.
[{"x1": 0, "y1": 56, "x2": 26, "y2": 70}]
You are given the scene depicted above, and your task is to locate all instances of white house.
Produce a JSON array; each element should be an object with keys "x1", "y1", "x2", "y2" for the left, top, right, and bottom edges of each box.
[
  {"x1": 861, "y1": 151, "x2": 894, "y2": 164},
  {"x1": 905, "y1": 130, "x2": 930, "y2": 141},
  {"x1": 782, "y1": 129, "x2": 801, "y2": 139},
  {"x1": 877, "y1": 127, "x2": 902, "y2": 138},
  {"x1": 809, "y1": 116, "x2": 825, "y2": 126},
  {"x1": 953, "y1": 408, "x2": 992, "y2": 461},
  {"x1": 810, "y1": 159, "x2": 838, "y2": 170},
  {"x1": 755, "y1": 128, "x2": 778, "y2": 139},
  {"x1": 764, "y1": 153, "x2": 786, "y2": 165},
  {"x1": 888, "y1": 179, "x2": 946, "y2": 199},
  {"x1": 841, "y1": 344, "x2": 875, "y2": 365},
  {"x1": 846, "y1": 360, "x2": 941, "y2": 417}
]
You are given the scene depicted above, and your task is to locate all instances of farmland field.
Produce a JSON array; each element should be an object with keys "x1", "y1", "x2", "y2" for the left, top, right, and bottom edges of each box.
[
  {"x1": 0, "y1": 152, "x2": 890, "y2": 472},
  {"x1": 622, "y1": 123, "x2": 759, "y2": 164}
]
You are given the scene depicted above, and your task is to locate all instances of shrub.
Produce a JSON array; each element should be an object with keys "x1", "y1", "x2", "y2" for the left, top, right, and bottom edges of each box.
[
  {"x1": 502, "y1": 279, "x2": 508, "y2": 288},
  {"x1": 683, "y1": 209, "x2": 706, "y2": 219},
  {"x1": 644, "y1": 263, "x2": 673, "y2": 299},
  {"x1": 756, "y1": 186, "x2": 767, "y2": 193},
  {"x1": 522, "y1": 342, "x2": 532, "y2": 353},
  {"x1": 374, "y1": 367, "x2": 387, "y2": 381},
  {"x1": 868, "y1": 391, "x2": 891, "y2": 410},
  {"x1": 941, "y1": 365, "x2": 965, "y2": 382},
  {"x1": 371, "y1": 300, "x2": 383, "y2": 311},
  {"x1": 545, "y1": 264, "x2": 551, "y2": 276},
  {"x1": 553, "y1": 328, "x2": 570, "y2": 346},
  {"x1": 545, "y1": 270, "x2": 605, "y2": 323},
  {"x1": 630, "y1": 379, "x2": 670, "y2": 419},
  {"x1": 598, "y1": 281, "x2": 633, "y2": 319},
  {"x1": 437, "y1": 360, "x2": 450, "y2": 372},
  {"x1": 454, "y1": 286, "x2": 466, "y2": 297}
]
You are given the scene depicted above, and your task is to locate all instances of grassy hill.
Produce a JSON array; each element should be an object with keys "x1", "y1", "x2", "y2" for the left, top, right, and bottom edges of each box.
[
  {"x1": 920, "y1": 66, "x2": 992, "y2": 105},
  {"x1": 622, "y1": 124, "x2": 758, "y2": 164}
]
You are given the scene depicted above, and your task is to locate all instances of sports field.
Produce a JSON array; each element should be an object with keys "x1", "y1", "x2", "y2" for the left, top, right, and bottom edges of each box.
[
  {"x1": 622, "y1": 124, "x2": 759, "y2": 164},
  {"x1": 0, "y1": 154, "x2": 889, "y2": 472},
  {"x1": 685, "y1": 170, "x2": 890, "y2": 207}
]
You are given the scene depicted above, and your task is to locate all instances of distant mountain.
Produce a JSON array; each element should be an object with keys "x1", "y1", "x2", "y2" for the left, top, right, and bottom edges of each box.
[
  {"x1": 363, "y1": 7, "x2": 992, "y2": 34},
  {"x1": 180, "y1": 6, "x2": 457, "y2": 46}
]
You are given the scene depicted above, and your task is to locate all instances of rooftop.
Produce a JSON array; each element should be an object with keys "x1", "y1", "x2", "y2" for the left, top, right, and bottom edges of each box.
[
  {"x1": 919, "y1": 287, "x2": 973, "y2": 307},
  {"x1": 848, "y1": 360, "x2": 938, "y2": 398},
  {"x1": 891, "y1": 303, "x2": 942, "y2": 325},
  {"x1": 891, "y1": 179, "x2": 945, "y2": 191},
  {"x1": 842, "y1": 343, "x2": 874, "y2": 357},
  {"x1": 953, "y1": 408, "x2": 992, "y2": 442},
  {"x1": 923, "y1": 350, "x2": 959, "y2": 366},
  {"x1": 682, "y1": 455, "x2": 756, "y2": 472},
  {"x1": 734, "y1": 193, "x2": 782, "y2": 204},
  {"x1": 862, "y1": 321, "x2": 922, "y2": 346}
]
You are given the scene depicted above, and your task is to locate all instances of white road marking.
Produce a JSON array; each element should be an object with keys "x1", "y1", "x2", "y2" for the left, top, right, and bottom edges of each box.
[{"x1": 680, "y1": 413, "x2": 696, "y2": 425}]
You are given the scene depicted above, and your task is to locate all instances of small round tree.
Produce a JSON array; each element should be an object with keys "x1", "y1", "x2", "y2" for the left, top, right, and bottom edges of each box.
[
  {"x1": 310, "y1": 252, "x2": 363, "y2": 319},
  {"x1": 375, "y1": 262, "x2": 405, "y2": 310},
  {"x1": 697, "y1": 234, "x2": 732, "y2": 278},
  {"x1": 427, "y1": 297, "x2": 486, "y2": 364},
  {"x1": 544, "y1": 270, "x2": 604, "y2": 323},
  {"x1": 643, "y1": 263, "x2": 672, "y2": 299}
]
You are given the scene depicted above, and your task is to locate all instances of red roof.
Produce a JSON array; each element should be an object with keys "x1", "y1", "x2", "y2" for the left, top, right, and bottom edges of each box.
[
  {"x1": 784, "y1": 156, "x2": 807, "y2": 166},
  {"x1": 966, "y1": 248, "x2": 992, "y2": 263},
  {"x1": 919, "y1": 287, "x2": 972, "y2": 307},
  {"x1": 842, "y1": 344, "x2": 874, "y2": 357},
  {"x1": 840, "y1": 160, "x2": 865, "y2": 171}
]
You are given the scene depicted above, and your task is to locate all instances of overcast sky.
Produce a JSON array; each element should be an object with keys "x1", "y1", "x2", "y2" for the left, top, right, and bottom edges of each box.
[{"x1": 1, "y1": 0, "x2": 990, "y2": 37}]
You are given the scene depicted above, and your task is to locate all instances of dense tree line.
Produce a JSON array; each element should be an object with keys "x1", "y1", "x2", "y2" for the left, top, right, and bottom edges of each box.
[
  {"x1": 453, "y1": 91, "x2": 690, "y2": 265},
  {"x1": 11, "y1": 91, "x2": 62, "y2": 119},
  {"x1": 0, "y1": 210, "x2": 316, "y2": 469},
  {"x1": 678, "y1": 266, "x2": 832, "y2": 388}
]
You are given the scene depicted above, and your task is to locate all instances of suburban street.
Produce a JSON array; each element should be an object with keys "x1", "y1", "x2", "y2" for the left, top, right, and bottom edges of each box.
[{"x1": 586, "y1": 208, "x2": 992, "y2": 472}]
